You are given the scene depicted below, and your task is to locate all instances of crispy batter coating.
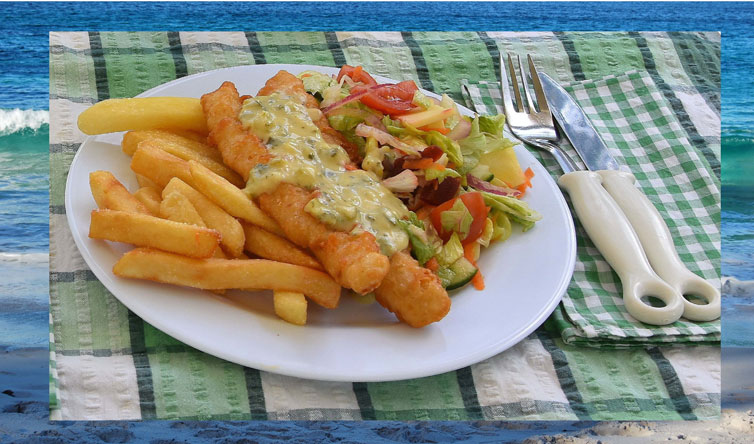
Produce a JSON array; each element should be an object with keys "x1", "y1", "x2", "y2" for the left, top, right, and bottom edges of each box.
[
  {"x1": 201, "y1": 79, "x2": 389, "y2": 295},
  {"x1": 258, "y1": 71, "x2": 361, "y2": 163},
  {"x1": 201, "y1": 82, "x2": 270, "y2": 181},
  {"x1": 258, "y1": 183, "x2": 389, "y2": 295},
  {"x1": 374, "y1": 251, "x2": 451, "y2": 328},
  {"x1": 201, "y1": 76, "x2": 451, "y2": 325}
]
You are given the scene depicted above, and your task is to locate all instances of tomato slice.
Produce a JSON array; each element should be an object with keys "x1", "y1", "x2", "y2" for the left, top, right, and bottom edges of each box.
[
  {"x1": 392, "y1": 80, "x2": 419, "y2": 98},
  {"x1": 355, "y1": 80, "x2": 419, "y2": 116},
  {"x1": 337, "y1": 65, "x2": 377, "y2": 86},
  {"x1": 429, "y1": 192, "x2": 490, "y2": 244},
  {"x1": 360, "y1": 92, "x2": 415, "y2": 116}
]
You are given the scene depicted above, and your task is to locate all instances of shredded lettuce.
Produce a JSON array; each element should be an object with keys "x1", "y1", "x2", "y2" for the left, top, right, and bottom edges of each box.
[
  {"x1": 458, "y1": 115, "x2": 515, "y2": 174},
  {"x1": 382, "y1": 116, "x2": 463, "y2": 167},
  {"x1": 424, "y1": 131, "x2": 463, "y2": 167},
  {"x1": 424, "y1": 166, "x2": 461, "y2": 183},
  {"x1": 436, "y1": 232, "x2": 464, "y2": 266},
  {"x1": 327, "y1": 113, "x2": 367, "y2": 151},
  {"x1": 477, "y1": 217, "x2": 495, "y2": 247},
  {"x1": 478, "y1": 114, "x2": 506, "y2": 135},
  {"x1": 412, "y1": 90, "x2": 433, "y2": 110},
  {"x1": 382, "y1": 116, "x2": 425, "y2": 138},
  {"x1": 481, "y1": 191, "x2": 541, "y2": 232},
  {"x1": 397, "y1": 212, "x2": 439, "y2": 265},
  {"x1": 298, "y1": 71, "x2": 337, "y2": 101},
  {"x1": 440, "y1": 199, "x2": 473, "y2": 238},
  {"x1": 490, "y1": 210, "x2": 512, "y2": 241}
]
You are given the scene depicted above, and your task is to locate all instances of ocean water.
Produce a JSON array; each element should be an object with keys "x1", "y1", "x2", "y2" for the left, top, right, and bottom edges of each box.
[
  {"x1": 0, "y1": 122, "x2": 49, "y2": 349},
  {"x1": 0, "y1": 1, "x2": 750, "y2": 438},
  {"x1": 0, "y1": 1, "x2": 748, "y2": 347}
]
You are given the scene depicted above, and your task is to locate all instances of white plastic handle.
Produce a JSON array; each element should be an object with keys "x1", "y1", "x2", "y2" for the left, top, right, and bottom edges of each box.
[
  {"x1": 598, "y1": 170, "x2": 720, "y2": 322},
  {"x1": 558, "y1": 171, "x2": 684, "y2": 325}
]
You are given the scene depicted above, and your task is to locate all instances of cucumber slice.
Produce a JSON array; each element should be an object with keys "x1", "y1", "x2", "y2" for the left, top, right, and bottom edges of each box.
[
  {"x1": 440, "y1": 257, "x2": 479, "y2": 290},
  {"x1": 468, "y1": 164, "x2": 494, "y2": 182}
]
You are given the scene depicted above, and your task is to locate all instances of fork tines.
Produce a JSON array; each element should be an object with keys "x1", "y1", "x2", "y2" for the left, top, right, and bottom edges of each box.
[{"x1": 500, "y1": 53, "x2": 549, "y2": 114}]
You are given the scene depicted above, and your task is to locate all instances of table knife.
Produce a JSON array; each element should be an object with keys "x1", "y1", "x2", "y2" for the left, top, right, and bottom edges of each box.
[{"x1": 539, "y1": 73, "x2": 720, "y2": 322}]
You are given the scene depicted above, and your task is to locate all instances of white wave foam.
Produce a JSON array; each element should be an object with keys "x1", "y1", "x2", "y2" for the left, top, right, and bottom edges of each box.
[
  {"x1": 0, "y1": 108, "x2": 49, "y2": 135},
  {"x1": 723, "y1": 276, "x2": 754, "y2": 298},
  {"x1": 0, "y1": 252, "x2": 49, "y2": 265}
]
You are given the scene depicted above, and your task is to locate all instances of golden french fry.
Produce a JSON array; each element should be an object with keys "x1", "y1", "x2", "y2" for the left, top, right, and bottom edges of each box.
[
  {"x1": 168, "y1": 129, "x2": 208, "y2": 144},
  {"x1": 163, "y1": 178, "x2": 245, "y2": 258},
  {"x1": 133, "y1": 187, "x2": 162, "y2": 216},
  {"x1": 188, "y1": 160, "x2": 282, "y2": 235},
  {"x1": 159, "y1": 191, "x2": 206, "y2": 227},
  {"x1": 77, "y1": 97, "x2": 208, "y2": 135},
  {"x1": 123, "y1": 131, "x2": 243, "y2": 187},
  {"x1": 122, "y1": 129, "x2": 221, "y2": 160},
  {"x1": 273, "y1": 291, "x2": 307, "y2": 325},
  {"x1": 130, "y1": 142, "x2": 194, "y2": 189},
  {"x1": 242, "y1": 223, "x2": 322, "y2": 271},
  {"x1": 89, "y1": 209, "x2": 220, "y2": 258},
  {"x1": 89, "y1": 171, "x2": 152, "y2": 215},
  {"x1": 158, "y1": 192, "x2": 226, "y2": 293},
  {"x1": 113, "y1": 248, "x2": 341, "y2": 308},
  {"x1": 135, "y1": 174, "x2": 160, "y2": 190}
]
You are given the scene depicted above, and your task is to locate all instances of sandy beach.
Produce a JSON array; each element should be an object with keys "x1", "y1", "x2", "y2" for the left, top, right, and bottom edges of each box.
[{"x1": 1, "y1": 347, "x2": 751, "y2": 443}]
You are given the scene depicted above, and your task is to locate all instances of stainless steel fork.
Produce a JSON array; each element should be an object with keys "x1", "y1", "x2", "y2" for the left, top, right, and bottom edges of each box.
[
  {"x1": 493, "y1": 53, "x2": 685, "y2": 326},
  {"x1": 498, "y1": 54, "x2": 578, "y2": 173}
]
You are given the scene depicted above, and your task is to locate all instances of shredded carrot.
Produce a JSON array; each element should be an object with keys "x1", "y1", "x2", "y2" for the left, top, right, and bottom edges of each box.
[
  {"x1": 471, "y1": 270, "x2": 485, "y2": 290},
  {"x1": 352, "y1": 65, "x2": 363, "y2": 80},
  {"x1": 403, "y1": 157, "x2": 434, "y2": 170},
  {"x1": 463, "y1": 242, "x2": 476, "y2": 262},
  {"x1": 344, "y1": 164, "x2": 358, "y2": 171},
  {"x1": 415, "y1": 205, "x2": 434, "y2": 221},
  {"x1": 427, "y1": 163, "x2": 446, "y2": 171},
  {"x1": 300, "y1": 73, "x2": 312, "y2": 78},
  {"x1": 463, "y1": 243, "x2": 485, "y2": 290},
  {"x1": 419, "y1": 124, "x2": 450, "y2": 134},
  {"x1": 425, "y1": 257, "x2": 439, "y2": 272},
  {"x1": 515, "y1": 167, "x2": 535, "y2": 197}
]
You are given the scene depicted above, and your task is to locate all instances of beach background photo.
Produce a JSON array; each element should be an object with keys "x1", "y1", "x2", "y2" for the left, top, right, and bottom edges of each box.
[{"x1": 1, "y1": 1, "x2": 752, "y2": 442}]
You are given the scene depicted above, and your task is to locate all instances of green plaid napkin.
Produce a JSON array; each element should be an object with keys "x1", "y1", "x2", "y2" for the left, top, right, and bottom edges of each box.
[
  {"x1": 462, "y1": 71, "x2": 720, "y2": 347},
  {"x1": 49, "y1": 31, "x2": 720, "y2": 421}
]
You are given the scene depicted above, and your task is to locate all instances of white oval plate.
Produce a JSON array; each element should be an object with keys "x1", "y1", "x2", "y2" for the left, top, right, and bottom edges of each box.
[{"x1": 65, "y1": 64, "x2": 575, "y2": 382}]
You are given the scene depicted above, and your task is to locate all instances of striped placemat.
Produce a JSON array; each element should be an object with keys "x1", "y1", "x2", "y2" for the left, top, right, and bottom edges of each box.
[{"x1": 49, "y1": 31, "x2": 720, "y2": 421}]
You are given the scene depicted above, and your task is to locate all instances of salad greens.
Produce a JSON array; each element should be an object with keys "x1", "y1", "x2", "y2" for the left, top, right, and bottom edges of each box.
[{"x1": 297, "y1": 68, "x2": 542, "y2": 291}]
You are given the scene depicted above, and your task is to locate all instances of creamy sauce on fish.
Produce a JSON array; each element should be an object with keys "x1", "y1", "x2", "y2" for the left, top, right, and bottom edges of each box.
[{"x1": 239, "y1": 93, "x2": 409, "y2": 256}]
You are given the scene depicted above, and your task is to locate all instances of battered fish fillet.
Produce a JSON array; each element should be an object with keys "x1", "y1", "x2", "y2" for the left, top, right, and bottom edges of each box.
[
  {"x1": 202, "y1": 82, "x2": 270, "y2": 181},
  {"x1": 258, "y1": 70, "x2": 362, "y2": 163},
  {"x1": 200, "y1": 80, "x2": 390, "y2": 295},
  {"x1": 258, "y1": 183, "x2": 391, "y2": 295},
  {"x1": 374, "y1": 251, "x2": 451, "y2": 328},
  {"x1": 202, "y1": 75, "x2": 451, "y2": 326}
]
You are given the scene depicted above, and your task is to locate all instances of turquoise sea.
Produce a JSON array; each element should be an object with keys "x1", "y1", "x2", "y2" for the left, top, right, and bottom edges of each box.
[{"x1": 0, "y1": 0, "x2": 751, "y2": 440}]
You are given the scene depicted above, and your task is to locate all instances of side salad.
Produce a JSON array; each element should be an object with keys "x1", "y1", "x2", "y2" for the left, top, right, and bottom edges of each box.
[{"x1": 299, "y1": 66, "x2": 541, "y2": 291}]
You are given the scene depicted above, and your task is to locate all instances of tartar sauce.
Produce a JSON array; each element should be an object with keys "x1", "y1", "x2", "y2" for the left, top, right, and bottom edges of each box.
[{"x1": 239, "y1": 93, "x2": 409, "y2": 256}]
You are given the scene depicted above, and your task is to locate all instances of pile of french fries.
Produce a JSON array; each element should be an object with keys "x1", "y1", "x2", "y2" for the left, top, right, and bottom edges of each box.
[{"x1": 80, "y1": 98, "x2": 340, "y2": 326}]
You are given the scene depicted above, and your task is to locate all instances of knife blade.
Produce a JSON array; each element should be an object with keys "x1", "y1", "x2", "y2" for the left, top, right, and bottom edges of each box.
[
  {"x1": 538, "y1": 72, "x2": 719, "y2": 322},
  {"x1": 538, "y1": 73, "x2": 621, "y2": 171}
]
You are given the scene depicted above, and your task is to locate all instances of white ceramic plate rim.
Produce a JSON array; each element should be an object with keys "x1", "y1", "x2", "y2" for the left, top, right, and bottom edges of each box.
[{"x1": 65, "y1": 64, "x2": 576, "y2": 382}]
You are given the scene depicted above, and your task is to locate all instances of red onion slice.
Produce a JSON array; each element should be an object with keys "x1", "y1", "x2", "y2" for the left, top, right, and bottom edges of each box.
[
  {"x1": 325, "y1": 107, "x2": 386, "y2": 131},
  {"x1": 354, "y1": 123, "x2": 421, "y2": 157},
  {"x1": 382, "y1": 169, "x2": 419, "y2": 193},
  {"x1": 321, "y1": 89, "x2": 369, "y2": 114},
  {"x1": 446, "y1": 118, "x2": 471, "y2": 140},
  {"x1": 466, "y1": 174, "x2": 521, "y2": 197}
]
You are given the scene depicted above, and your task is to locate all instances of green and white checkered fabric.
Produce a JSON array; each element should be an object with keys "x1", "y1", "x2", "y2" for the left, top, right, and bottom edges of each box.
[
  {"x1": 462, "y1": 71, "x2": 720, "y2": 347},
  {"x1": 49, "y1": 31, "x2": 720, "y2": 421}
]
